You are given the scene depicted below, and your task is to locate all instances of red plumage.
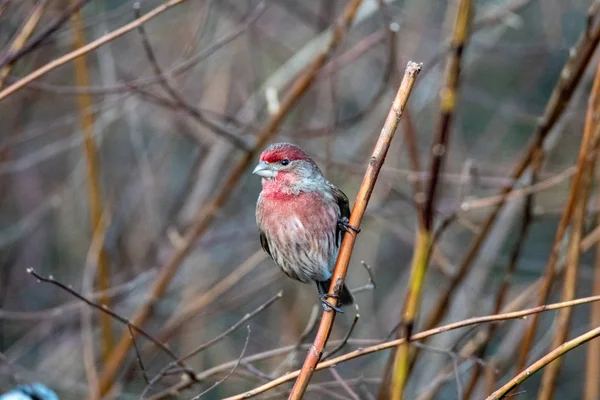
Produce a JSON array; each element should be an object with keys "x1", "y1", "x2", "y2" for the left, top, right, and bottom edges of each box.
[{"x1": 254, "y1": 142, "x2": 354, "y2": 311}]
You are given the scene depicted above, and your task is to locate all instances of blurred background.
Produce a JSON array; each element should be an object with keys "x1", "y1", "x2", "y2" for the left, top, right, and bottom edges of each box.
[{"x1": 0, "y1": 0, "x2": 598, "y2": 399}]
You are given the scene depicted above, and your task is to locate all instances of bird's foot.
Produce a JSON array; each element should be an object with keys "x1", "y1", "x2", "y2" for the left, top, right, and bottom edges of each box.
[
  {"x1": 338, "y1": 217, "x2": 360, "y2": 237},
  {"x1": 319, "y1": 293, "x2": 344, "y2": 313}
]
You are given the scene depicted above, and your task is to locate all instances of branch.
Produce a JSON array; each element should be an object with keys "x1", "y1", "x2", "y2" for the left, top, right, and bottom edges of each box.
[
  {"x1": 189, "y1": 326, "x2": 251, "y2": 400},
  {"x1": 486, "y1": 325, "x2": 600, "y2": 399},
  {"x1": 288, "y1": 59, "x2": 422, "y2": 399},
  {"x1": 0, "y1": 0, "x2": 91, "y2": 70},
  {"x1": 585, "y1": 154, "x2": 600, "y2": 400},
  {"x1": 224, "y1": 295, "x2": 600, "y2": 400},
  {"x1": 0, "y1": 0, "x2": 191, "y2": 102},
  {"x1": 26, "y1": 269, "x2": 196, "y2": 380},
  {"x1": 0, "y1": 0, "x2": 48, "y2": 89},
  {"x1": 140, "y1": 291, "x2": 282, "y2": 398},
  {"x1": 132, "y1": 2, "x2": 249, "y2": 150}
]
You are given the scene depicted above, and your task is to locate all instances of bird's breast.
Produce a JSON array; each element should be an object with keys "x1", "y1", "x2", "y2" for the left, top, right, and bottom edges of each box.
[{"x1": 258, "y1": 190, "x2": 338, "y2": 235}]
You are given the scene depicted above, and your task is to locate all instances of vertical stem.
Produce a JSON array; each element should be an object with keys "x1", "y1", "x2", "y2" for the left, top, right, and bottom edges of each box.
[
  {"x1": 515, "y1": 4, "x2": 600, "y2": 372},
  {"x1": 584, "y1": 176, "x2": 600, "y2": 400},
  {"x1": 71, "y1": 4, "x2": 114, "y2": 365},
  {"x1": 389, "y1": 1, "x2": 473, "y2": 399},
  {"x1": 536, "y1": 61, "x2": 600, "y2": 400}
]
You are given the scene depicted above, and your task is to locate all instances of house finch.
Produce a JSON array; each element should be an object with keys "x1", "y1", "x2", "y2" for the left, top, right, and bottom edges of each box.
[{"x1": 253, "y1": 142, "x2": 358, "y2": 312}]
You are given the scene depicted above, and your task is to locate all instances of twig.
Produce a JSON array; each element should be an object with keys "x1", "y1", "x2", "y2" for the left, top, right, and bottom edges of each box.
[
  {"x1": 0, "y1": 351, "x2": 21, "y2": 385},
  {"x1": 0, "y1": 269, "x2": 155, "y2": 321},
  {"x1": 0, "y1": 0, "x2": 192, "y2": 102},
  {"x1": 322, "y1": 308, "x2": 360, "y2": 360},
  {"x1": 461, "y1": 165, "x2": 575, "y2": 211},
  {"x1": 0, "y1": 0, "x2": 47, "y2": 89},
  {"x1": 329, "y1": 368, "x2": 361, "y2": 400},
  {"x1": 156, "y1": 250, "x2": 267, "y2": 345},
  {"x1": 486, "y1": 325, "x2": 600, "y2": 399},
  {"x1": 271, "y1": 304, "x2": 320, "y2": 377},
  {"x1": 129, "y1": 325, "x2": 150, "y2": 385},
  {"x1": 95, "y1": 0, "x2": 360, "y2": 392},
  {"x1": 139, "y1": 291, "x2": 282, "y2": 398},
  {"x1": 189, "y1": 326, "x2": 251, "y2": 400},
  {"x1": 70, "y1": 1, "x2": 114, "y2": 366},
  {"x1": 25, "y1": 269, "x2": 195, "y2": 379},
  {"x1": 289, "y1": 59, "x2": 422, "y2": 400},
  {"x1": 0, "y1": 0, "x2": 91, "y2": 70},
  {"x1": 390, "y1": 2, "x2": 473, "y2": 399},
  {"x1": 222, "y1": 295, "x2": 600, "y2": 400},
  {"x1": 401, "y1": 109, "x2": 425, "y2": 229},
  {"x1": 132, "y1": 2, "x2": 249, "y2": 149},
  {"x1": 350, "y1": 260, "x2": 377, "y2": 295},
  {"x1": 10, "y1": 3, "x2": 267, "y2": 97}
]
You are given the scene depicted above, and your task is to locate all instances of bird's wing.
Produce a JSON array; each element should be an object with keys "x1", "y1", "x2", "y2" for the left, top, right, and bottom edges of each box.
[
  {"x1": 259, "y1": 230, "x2": 273, "y2": 259},
  {"x1": 330, "y1": 184, "x2": 351, "y2": 245}
]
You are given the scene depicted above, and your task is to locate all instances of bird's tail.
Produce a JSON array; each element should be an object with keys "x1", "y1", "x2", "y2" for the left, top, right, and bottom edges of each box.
[{"x1": 317, "y1": 279, "x2": 354, "y2": 307}]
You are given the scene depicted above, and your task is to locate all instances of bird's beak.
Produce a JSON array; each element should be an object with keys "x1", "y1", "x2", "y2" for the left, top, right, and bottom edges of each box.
[{"x1": 252, "y1": 161, "x2": 276, "y2": 179}]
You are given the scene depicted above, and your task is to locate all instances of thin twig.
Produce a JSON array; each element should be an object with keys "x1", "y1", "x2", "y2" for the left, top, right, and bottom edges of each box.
[
  {"x1": 0, "y1": 0, "x2": 192, "y2": 102},
  {"x1": 139, "y1": 291, "x2": 282, "y2": 398},
  {"x1": 189, "y1": 326, "x2": 251, "y2": 400},
  {"x1": 329, "y1": 368, "x2": 361, "y2": 400},
  {"x1": 322, "y1": 308, "x2": 360, "y2": 360},
  {"x1": 156, "y1": 251, "x2": 267, "y2": 345},
  {"x1": 0, "y1": 351, "x2": 20, "y2": 386},
  {"x1": 486, "y1": 325, "x2": 600, "y2": 399},
  {"x1": 350, "y1": 260, "x2": 377, "y2": 295},
  {"x1": 0, "y1": 0, "x2": 47, "y2": 89},
  {"x1": 26, "y1": 269, "x2": 195, "y2": 379},
  {"x1": 0, "y1": 0, "x2": 92, "y2": 70},
  {"x1": 271, "y1": 304, "x2": 320, "y2": 377},
  {"x1": 128, "y1": 325, "x2": 150, "y2": 384},
  {"x1": 8, "y1": 3, "x2": 268, "y2": 98},
  {"x1": 221, "y1": 295, "x2": 600, "y2": 400},
  {"x1": 132, "y1": 2, "x2": 248, "y2": 149},
  {"x1": 288, "y1": 59, "x2": 422, "y2": 400}
]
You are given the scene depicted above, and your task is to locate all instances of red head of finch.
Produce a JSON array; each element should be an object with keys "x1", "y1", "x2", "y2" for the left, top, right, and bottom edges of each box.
[{"x1": 253, "y1": 142, "x2": 354, "y2": 311}]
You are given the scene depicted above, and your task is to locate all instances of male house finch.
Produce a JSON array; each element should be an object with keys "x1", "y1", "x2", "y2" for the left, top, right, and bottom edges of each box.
[{"x1": 253, "y1": 142, "x2": 357, "y2": 312}]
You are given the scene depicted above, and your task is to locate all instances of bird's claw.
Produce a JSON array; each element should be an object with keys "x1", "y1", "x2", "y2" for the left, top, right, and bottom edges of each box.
[
  {"x1": 338, "y1": 217, "x2": 360, "y2": 237},
  {"x1": 319, "y1": 293, "x2": 344, "y2": 313}
]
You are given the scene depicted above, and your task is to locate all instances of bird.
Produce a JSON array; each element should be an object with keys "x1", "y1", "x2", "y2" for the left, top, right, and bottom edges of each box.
[
  {"x1": 253, "y1": 142, "x2": 358, "y2": 312},
  {"x1": 0, "y1": 383, "x2": 59, "y2": 400}
]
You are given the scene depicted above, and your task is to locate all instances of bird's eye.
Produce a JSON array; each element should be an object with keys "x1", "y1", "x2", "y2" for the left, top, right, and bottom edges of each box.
[{"x1": 281, "y1": 159, "x2": 290, "y2": 166}]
